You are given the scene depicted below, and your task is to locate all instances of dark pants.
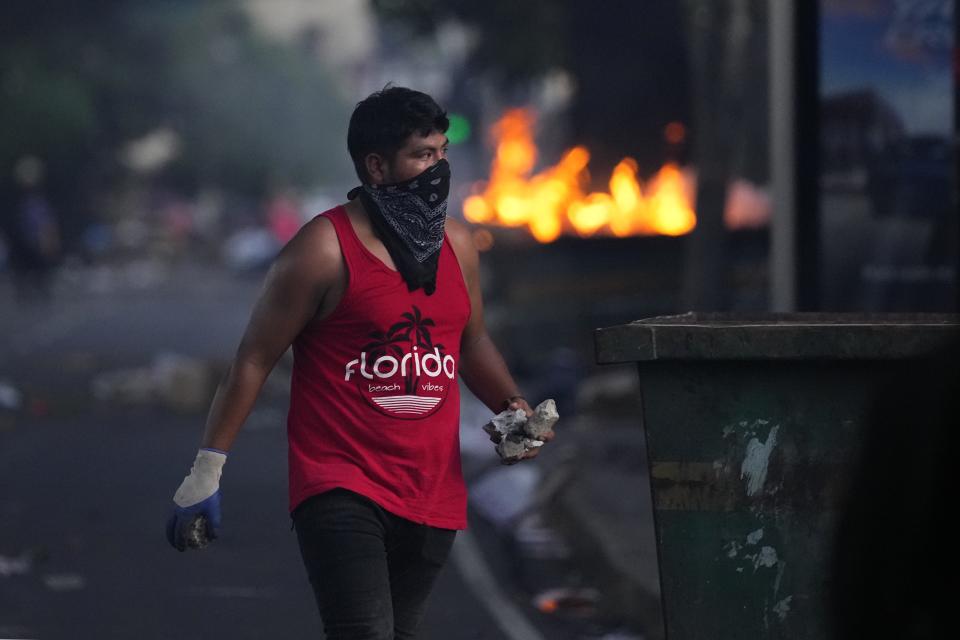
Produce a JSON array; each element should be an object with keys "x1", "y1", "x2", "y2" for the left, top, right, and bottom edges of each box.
[{"x1": 292, "y1": 488, "x2": 457, "y2": 640}]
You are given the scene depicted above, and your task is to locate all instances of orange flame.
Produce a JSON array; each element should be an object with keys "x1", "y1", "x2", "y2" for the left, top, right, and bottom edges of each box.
[{"x1": 464, "y1": 109, "x2": 696, "y2": 242}]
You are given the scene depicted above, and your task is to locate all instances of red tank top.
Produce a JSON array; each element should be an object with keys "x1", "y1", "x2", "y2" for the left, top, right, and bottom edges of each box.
[{"x1": 286, "y1": 205, "x2": 471, "y2": 529}]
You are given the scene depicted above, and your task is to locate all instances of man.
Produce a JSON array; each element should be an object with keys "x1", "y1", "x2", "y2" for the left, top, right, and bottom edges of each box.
[{"x1": 166, "y1": 86, "x2": 555, "y2": 639}]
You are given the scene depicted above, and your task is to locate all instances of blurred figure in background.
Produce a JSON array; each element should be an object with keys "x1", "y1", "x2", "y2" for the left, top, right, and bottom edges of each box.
[
  {"x1": 266, "y1": 187, "x2": 303, "y2": 247},
  {"x1": 3, "y1": 156, "x2": 61, "y2": 303}
]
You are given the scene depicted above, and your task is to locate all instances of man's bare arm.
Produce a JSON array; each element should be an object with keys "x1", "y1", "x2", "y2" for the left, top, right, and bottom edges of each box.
[
  {"x1": 448, "y1": 220, "x2": 554, "y2": 461},
  {"x1": 447, "y1": 220, "x2": 527, "y2": 412},
  {"x1": 199, "y1": 217, "x2": 341, "y2": 452}
]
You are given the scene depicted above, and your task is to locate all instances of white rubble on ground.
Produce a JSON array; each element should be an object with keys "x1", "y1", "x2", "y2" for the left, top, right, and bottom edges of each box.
[
  {"x1": 482, "y1": 399, "x2": 559, "y2": 462},
  {"x1": 61, "y1": 259, "x2": 170, "y2": 295},
  {"x1": 90, "y1": 352, "x2": 215, "y2": 413},
  {"x1": 0, "y1": 381, "x2": 23, "y2": 411},
  {"x1": 0, "y1": 552, "x2": 32, "y2": 577},
  {"x1": 43, "y1": 573, "x2": 86, "y2": 591}
]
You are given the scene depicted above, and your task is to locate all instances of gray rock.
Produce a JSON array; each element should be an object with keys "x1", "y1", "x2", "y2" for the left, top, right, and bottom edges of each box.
[
  {"x1": 525, "y1": 399, "x2": 559, "y2": 439},
  {"x1": 482, "y1": 408, "x2": 527, "y2": 442},
  {"x1": 482, "y1": 400, "x2": 558, "y2": 462},
  {"x1": 497, "y1": 433, "x2": 529, "y2": 461}
]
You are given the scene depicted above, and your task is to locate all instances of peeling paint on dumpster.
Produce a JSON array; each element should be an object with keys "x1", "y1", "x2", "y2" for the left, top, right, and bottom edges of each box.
[{"x1": 741, "y1": 425, "x2": 780, "y2": 496}]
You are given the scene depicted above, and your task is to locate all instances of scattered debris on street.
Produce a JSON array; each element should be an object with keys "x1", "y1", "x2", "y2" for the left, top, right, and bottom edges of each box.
[
  {"x1": 43, "y1": 573, "x2": 86, "y2": 591},
  {"x1": 90, "y1": 352, "x2": 216, "y2": 413},
  {"x1": 532, "y1": 586, "x2": 601, "y2": 616},
  {"x1": 0, "y1": 552, "x2": 32, "y2": 577},
  {"x1": 0, "y1": 381, "x2": 23, "y2": 411}
]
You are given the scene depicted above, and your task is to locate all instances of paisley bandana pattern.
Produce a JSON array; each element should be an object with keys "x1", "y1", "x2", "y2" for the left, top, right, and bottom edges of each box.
[{"x1": 348, "y1": 159, "x2": 451, "y2": 294}]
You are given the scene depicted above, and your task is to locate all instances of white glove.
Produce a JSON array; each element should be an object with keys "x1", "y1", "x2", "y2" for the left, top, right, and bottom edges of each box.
[{"x1": 166, "y1": 448, "x2": 227, "y2": 551}]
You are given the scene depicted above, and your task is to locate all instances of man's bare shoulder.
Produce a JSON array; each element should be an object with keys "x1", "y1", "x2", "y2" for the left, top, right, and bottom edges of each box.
[
  {"x1": 272, "y1": 209, "x2": 343, "y2": 281},
  {"x1": 444, "y1": 216, "x2": 479, "y2": 281},
  {"x1": 444, "y1": 217, "x2": 476, "y2": 257},
  {"x1": 297, "y1": 210, "x2": 341, "y2": 254}
]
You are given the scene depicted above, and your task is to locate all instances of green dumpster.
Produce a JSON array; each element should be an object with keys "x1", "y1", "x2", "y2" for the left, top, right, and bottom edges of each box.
[{"x1": 594, "y1": 313, "x2": 959, "y2": 639}]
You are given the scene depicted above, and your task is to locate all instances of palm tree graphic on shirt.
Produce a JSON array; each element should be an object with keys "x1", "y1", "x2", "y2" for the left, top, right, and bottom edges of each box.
[{"x1": 362, "y1": 305, "x2": 446, "y2": 396}]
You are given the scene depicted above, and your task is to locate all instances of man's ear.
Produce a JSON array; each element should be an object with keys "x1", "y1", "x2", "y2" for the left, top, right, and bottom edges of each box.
[{"x1": 364, "y1": 153, "x2": 387, "y2": 184}]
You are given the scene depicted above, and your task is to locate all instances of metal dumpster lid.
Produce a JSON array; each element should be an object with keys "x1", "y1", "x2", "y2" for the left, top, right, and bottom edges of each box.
[{"x1": 594, "y1": 313, "x2": 960, "y2": 363}]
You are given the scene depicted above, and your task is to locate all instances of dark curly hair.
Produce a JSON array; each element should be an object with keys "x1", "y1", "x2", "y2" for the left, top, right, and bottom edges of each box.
[{"x1": 347, "y1": 85, "x2": 449, "y2": 183}]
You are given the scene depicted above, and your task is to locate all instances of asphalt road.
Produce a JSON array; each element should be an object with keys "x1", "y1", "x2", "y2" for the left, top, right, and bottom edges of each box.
[{"x1": 0, "y1": 262, "x2": 626, "y2": 640}]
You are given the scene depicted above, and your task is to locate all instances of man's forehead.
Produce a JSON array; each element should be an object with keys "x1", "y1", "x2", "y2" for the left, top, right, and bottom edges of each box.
[{"x1": 401, "y1": 131, "x2": 448, "y2": 150}]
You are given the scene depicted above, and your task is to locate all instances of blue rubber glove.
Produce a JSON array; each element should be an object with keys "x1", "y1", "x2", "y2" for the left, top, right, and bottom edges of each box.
[{"x1": 166, "y1": 448, "x2": 227, "y2": 551}]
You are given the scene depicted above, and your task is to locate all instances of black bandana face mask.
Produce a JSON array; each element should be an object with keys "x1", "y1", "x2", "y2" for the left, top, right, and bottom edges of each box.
[{"x1": 348, "y1": 159, "x2": 451, "y2": 295}]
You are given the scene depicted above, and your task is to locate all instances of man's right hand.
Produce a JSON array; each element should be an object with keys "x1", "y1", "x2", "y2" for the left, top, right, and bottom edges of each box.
[{"x1": 166, "y1": 448, "x2": 227, "y2": 551}]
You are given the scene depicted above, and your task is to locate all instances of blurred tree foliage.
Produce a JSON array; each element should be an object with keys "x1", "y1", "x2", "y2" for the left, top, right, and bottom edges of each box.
[
  {"x1": 372, "y1": 0, "x2": 570, "y2": 84},
  {"x1": 0, "y1": 0, "x2": 350, "y2": 224}
]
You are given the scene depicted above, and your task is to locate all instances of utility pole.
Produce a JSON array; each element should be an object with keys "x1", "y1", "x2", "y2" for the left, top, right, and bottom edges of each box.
[{"x1": 768, "y1": 0, "x2": 796, "y2": 312}]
